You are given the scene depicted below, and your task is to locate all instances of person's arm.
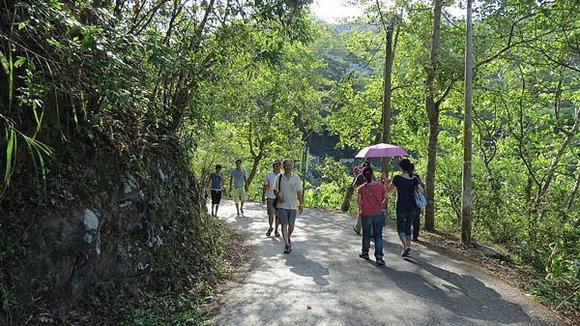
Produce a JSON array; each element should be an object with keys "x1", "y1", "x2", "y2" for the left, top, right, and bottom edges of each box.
[
  {"x1": 416, "y1": 178, "x2": 424, "y2": 193},
  {"x1": 382, "y1": 185, "x2": 388, "y2": 208},
  {"x1": 262, "y1": 175, "x2": 268, "y2": 204},
  {"x1": 385, "y1": 177, "x2": 396, "y2": 192},
  {"x1": 357, "y1": 186, "x2": 362, "y2": 206}
]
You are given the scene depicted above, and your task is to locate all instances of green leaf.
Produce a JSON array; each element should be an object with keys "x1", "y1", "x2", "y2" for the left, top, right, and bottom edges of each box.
[{"x1": 13, "y1": 56, "x2": 26, "y2": 68}]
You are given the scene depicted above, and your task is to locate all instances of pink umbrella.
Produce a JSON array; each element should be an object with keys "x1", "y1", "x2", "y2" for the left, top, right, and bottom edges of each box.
[{"x1": 355, "y1": 143, "x2": 408, "y2": 158}]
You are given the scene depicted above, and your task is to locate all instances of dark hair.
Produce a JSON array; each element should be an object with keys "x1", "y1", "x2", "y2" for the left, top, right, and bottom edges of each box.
[
  {"x1": 399, "y1": 159, "x2": 413, "y2": 175},
  {"x1": 362, "y1": 166, "x2": 373, "y2": 183},
  {"x1": 235, "y1": 159, "x2": 242, "y2": 164},
  {"x1": 215, "y1": 164, "x2": 222, "y2": 170},
  {"x1": 362, "y1": 161, "x2": 371, "y2": 168}
]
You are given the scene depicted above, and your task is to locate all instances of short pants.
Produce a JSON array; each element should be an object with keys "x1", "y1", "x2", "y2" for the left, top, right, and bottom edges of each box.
[
  {"x1": 267, "y1": 198, "x2": 277, "y2": 216},
  {"x1": 211, "y1": 190, "x2": 222, "y2": 205},
  {"x1": 277, "y1": 208, "x2": 297, "y2": 225},
  {"x1": 231, "y1": 187, "x2": 248, "y2": 203}
]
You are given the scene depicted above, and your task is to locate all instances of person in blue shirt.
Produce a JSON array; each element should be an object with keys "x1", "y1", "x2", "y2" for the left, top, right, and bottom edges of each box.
[
  {"x1": 229, "y1": 159, "x2": 248, "y2": 216},
  {"x1": 209, "y1": 164, "x2": 224, "y2": 216}
]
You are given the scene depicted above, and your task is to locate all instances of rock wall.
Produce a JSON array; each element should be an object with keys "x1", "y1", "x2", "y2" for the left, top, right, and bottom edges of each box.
[{"x1": 0, "y1": 141, "x2": 207, "y2": 322}]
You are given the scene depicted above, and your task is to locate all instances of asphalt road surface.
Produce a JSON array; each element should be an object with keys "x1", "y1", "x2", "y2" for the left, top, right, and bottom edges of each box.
[{"x1": 211, "y1": 200, "x2": 561, "y2": 326}]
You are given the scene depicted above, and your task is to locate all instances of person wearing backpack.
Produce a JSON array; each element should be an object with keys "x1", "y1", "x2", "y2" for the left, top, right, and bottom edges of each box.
[
  {"x1": 357, "y1": 166, "x2": 387, "y2": 266},
  {"x1": 386, "y1": 159, "x2": 424, "y2": 258}
]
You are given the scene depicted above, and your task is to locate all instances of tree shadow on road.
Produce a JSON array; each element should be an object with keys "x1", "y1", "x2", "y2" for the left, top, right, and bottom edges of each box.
[
  {"x1": 373, "y1": 259, "x2": 532, "y2": 324},
  {"x1": 284, "y1": 252, "x2": 330, "y2": 286}
]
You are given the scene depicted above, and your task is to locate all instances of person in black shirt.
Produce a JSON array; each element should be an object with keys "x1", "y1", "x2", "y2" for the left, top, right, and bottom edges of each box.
[{"x1": 386, "y1": 159, "x2": 424, "y2": 257}]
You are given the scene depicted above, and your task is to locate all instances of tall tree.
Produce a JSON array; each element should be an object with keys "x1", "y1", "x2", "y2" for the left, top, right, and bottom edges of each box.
[
  {"x1": 461, "y1": 0, "x2": 474, "y2": 245},
  {"x1": 424, "y1": 0, "x2": 446, "y2": 231},
  {"x1": 376, "y1": 1, "x2": 397, "y2": 174}
]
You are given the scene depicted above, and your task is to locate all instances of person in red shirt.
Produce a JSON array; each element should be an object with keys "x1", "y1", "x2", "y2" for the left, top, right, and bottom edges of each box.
[{"x1": 357, "y1": 166, "x2": 387, "y2": 266}]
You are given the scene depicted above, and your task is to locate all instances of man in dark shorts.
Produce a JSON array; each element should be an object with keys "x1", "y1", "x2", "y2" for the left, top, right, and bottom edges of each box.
[
  {"x1": 262, "y1": 160, "x2": 282, "y2": 237},
  {"x1": 209, "y1": 164, "x2": 223, "y2": 216}
]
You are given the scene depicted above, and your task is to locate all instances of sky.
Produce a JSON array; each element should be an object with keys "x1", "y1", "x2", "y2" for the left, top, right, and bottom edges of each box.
[
  {"x1": 310, "y1": 0, "x2": 365, "y2": 22},
  {"x1": 310, "y1": 0, "x2": 466, "y2": 22}
]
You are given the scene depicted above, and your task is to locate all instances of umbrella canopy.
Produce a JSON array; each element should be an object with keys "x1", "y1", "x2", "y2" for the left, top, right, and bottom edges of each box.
[{"x1": 355, "y1": 143, "x2": 408, "y2": 158}]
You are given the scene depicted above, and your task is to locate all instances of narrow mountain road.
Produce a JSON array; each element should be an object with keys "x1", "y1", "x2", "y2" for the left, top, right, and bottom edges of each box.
[{"x1": 211, "y1": 200, "x2": 561, "y2": 326}]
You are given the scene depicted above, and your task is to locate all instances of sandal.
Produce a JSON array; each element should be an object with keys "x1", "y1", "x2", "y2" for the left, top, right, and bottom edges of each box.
[
  {"x1": 275, "y1": 231, "x2": 280, "y2": 237},
  {"x1": 284, "y1": 245, "x2": 290, "y2": 254},
  {"x1": 266, "y1": 227, "x2": 273, "y2": 237}
]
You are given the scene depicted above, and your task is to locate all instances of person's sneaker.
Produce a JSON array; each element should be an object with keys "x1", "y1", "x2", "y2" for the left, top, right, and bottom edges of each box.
[
  {"x1": 376, "y1": 257, "x2": 386, "y2": 266},
  {"x1": 402, "y1": 248, "x2": 411, "y2": 257},
  {"x1": 284, "y1": 245, "x2": 290, "y2": 254},
  {"x1": 359, "y1": 252, "x2": 370, "y2": 260},
  {"x1": 275, "y1": 231, "x2": 280, "y2": 237},
  {"x1": 266, "y1": 227, "x2": 273, "y2": 237}
]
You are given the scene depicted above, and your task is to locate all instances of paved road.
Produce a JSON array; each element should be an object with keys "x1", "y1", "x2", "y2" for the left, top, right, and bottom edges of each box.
[{"x1": 212, "y1": 200, "x2": 561, "y2": 326}]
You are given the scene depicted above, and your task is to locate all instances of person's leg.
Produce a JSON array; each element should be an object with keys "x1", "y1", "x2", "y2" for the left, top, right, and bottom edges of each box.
[
  {"x1": 267, "y1": 199, "x2": 274, "y2": 231},
  {"x1": 404, "y1": 211, "x2": 415, "y2": 247},
  {"x1": 232, "y1": 188, "x2": 241, "y2": 215},
  {"x1": 215, "y1": 191, "x2": 222, "y2": 216},
  {"x1": 240, "y1": 189, "x2": 248, "y2": 214},
  {"x1": 396, "y1": 211, "x2": 407, "y2": 250},
  {"x1": 413, "y1": 210, "x2": 421, "y2": 240},
  {"x1": 354, "y1": 215, "x2": 362, "y2": 235},
  {"x1": 278, "y1": 209, "x2": 290, "y2": 248},
  {"x1": 401, "y1": 211, "x2": 415, "y2": 256},
  {"x1": 287, "y1": 210, "x2": 296, "y2": 246},
  {"x1": 361, "y1": 216, "x2": 372, "y2": 257},
  {"x1": 373, "y1": 212, "x2": 385, "y2": 260}
]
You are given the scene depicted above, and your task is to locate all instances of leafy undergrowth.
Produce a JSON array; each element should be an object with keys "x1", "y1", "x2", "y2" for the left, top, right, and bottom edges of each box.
[{"x1": 421, "y1": 231, "x2": 579, "y2": 326}]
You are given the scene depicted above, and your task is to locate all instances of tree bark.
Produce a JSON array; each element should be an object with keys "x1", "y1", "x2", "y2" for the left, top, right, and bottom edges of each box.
[
  {"x1": 423, "y1": 0, "x2": 443, "y2": 232},
  {"x1": 461, "y1": 0, "x2": 474, "y2": 245},
  {"x1": 381, "y1": 24, "x2": 394, "y2": 174},
  {"x1": 246, "y1": 124, "x2": 265, "y2": 190}
]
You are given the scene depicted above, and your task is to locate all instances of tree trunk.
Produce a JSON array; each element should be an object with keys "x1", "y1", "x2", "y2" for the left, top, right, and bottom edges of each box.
[
  {"x1": 381, "y1": 24, "x2": 394, "y2": 175},
  {"x1": 424, "y1": 108, "x2": 439, "y2": 231},
  {"x1": 246, "y1": 124, "x2": 265, "y2": 190},
  {"x1": 461, "y1": 0, "x2": 474, "y2": 246},
  {"x1": 423, "y1": 0, "x2": 443, "y2": 232},
  {"x1": 341, "y1": 185, "x2": 354, "y2": 212},
  {"x1": 567, "y1": 164, "x2": 580, "y2": 211}
]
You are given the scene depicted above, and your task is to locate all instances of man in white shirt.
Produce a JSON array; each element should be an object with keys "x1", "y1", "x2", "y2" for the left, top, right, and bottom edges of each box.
[
  {"x1": 262, "y1": 160, "x2": 281, "y2": 237},
  {"x1": 274, "y1": 158, "x2": 303, "y2": 254}
]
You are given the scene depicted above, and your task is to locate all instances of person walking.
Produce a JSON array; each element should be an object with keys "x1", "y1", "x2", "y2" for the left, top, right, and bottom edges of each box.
[
  {"x1": 262, "y1": 160, "x2": 282, "y2": 237},
  {"x1": 229, "y1": 159, "x2": 248, "y2": 216},
  {"x1": 357, "y1": 166, "x2": 387, "y2": 266},
  {"x1": 274, "y1": 159, "x2": 303, "y2": 254},
  {"x1": 410, "y1": 163, "x2": 425, "y2": 241},
  {"x1": 209, "y1": 164, "x2": 224, "y2": 217},
  {"x1": 386, "y1": 159, "x2": 424, "y2": 258}
]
